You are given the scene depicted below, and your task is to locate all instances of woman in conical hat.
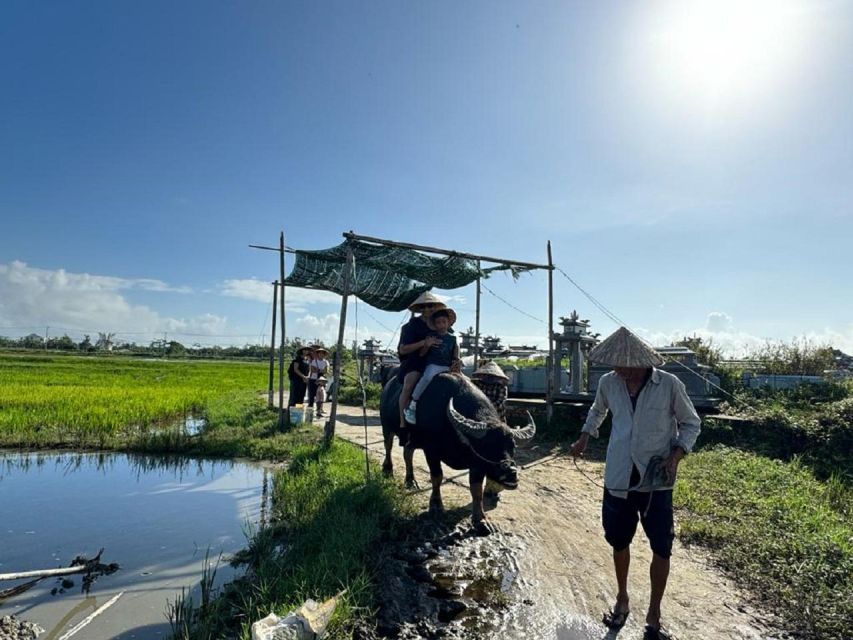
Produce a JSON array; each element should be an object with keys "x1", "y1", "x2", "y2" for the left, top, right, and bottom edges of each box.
[{"x1": 570, "y1": 326, "x2": 701, "y2": 639}]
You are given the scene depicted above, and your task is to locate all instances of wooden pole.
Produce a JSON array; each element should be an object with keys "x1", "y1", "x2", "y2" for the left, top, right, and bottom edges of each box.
[
  {"x1": 474, "y1": 260, "x2": 481, "y2": 370},
  {"x1": 546, "y1": 241, "x2": 555, "y2": 423},
  {"x1": 278, "y1": 232, "x2": 286, "y2": 429},
  {"x1": 268, "y1": 281, "x2": 278, "y2": 408},
  {"x1": 326, "y1": 243, "x2": 353, "y2": 442},
  {"x1": 342, "y1": 231, "x2": 550, "y2": 270}
]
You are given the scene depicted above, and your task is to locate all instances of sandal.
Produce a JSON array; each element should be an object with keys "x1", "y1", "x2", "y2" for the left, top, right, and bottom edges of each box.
[
  {"x1": 643, "y1": 624, "x2": 676, "y2": 640},
  {"x1": 602, "y1": 608, "x2": 630, "y2": 629}
]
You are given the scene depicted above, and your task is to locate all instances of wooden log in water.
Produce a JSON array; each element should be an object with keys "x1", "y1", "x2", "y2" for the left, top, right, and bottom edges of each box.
[
  {"x1": 0, "y1": 577, "x2": 42, "y2": 600},
  {"x1": 0, "y1": 548, "x2": 106, "y2": 582},
  {"x1": 0, "y1": 565, "x2": 88, "y2": 582}
]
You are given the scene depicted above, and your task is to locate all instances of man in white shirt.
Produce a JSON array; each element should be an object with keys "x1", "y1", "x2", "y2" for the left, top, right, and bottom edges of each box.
[{"x1": 570, "y1": 327, "x2": 701, "y2": 640}]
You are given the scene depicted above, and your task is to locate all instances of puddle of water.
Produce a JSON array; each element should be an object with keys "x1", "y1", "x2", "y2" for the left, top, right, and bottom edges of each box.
[
  {"x1": 182, "y1": 416, "x2": 206, "y2": 436},
  {"x1": 0, "y1": 451, "x2": 269, "y2": 639}
]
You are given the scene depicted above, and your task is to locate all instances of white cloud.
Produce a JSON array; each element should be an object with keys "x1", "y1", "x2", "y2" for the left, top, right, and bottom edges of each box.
[
  {"x1": 220, "y1": 278, "x2": 340, "y2": 306},
  {"x1": 706, "y1": 311, "x2": 733, "y2": 332},
  {"x1": 0, "y1": 261, "x2": 226, "y2": 343}
]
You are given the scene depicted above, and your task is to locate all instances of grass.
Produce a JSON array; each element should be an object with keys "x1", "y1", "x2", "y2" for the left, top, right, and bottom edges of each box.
[
  {"x1": 0, "y1": 352, "x2": 270, "y2": 449},
  {"x1": 675, "y1": 447, "x2": 853, "y2": 639},
  {"x1": 170, "y1": 435, "x2": 413, "y2": 640}
]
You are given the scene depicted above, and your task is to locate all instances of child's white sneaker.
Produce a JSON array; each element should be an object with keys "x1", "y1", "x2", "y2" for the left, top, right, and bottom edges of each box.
[{"x1": 403, "y1": 401, "x2": 417, "y2": 424}]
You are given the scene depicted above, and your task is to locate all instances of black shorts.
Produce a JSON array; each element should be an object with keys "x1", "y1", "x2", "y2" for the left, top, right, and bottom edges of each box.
[{"x1": 602, "y1": 489, "x2": 674, "y2": 559}]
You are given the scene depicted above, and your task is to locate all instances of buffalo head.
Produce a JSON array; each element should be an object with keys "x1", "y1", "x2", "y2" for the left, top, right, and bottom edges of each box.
[{"x1": 446, "y1": 397, "x2": 536, "y2": 489}]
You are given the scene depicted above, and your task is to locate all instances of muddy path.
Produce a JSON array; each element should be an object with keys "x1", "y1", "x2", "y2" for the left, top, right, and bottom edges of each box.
[{"x1": 332, "y1": 403, "x2": 782, "y2": 640}]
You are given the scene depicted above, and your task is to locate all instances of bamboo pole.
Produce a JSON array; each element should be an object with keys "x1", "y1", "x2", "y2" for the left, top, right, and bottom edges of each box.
[
  {"x1": 268, "y1": 281, "x2": 278, "y2": 408},
  {"x1": 278, "y1": 232, "x2": 286, "y2": 428},
  {"x1": 474, "y1": 260, "x2": 481, "y2": 370},
  {"x1": 342, "y1": 231, "x2": 550, "y2": 270},
  {"x1": 546, "y1": 241, "x2": 555, "y2": 423},
  {"x1": 325, "y1": 243, "x2": 354, "y2": 442}
]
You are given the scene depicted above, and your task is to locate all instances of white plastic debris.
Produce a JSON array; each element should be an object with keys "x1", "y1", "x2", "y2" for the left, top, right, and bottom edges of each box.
[{"x1": 251, "y1": 595, "x2": 338, "y2": 640}]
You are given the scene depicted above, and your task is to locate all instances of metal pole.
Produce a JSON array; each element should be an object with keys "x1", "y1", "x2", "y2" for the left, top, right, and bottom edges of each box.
[
  {"x1": 546, "y1": 241, "x2": 555, "y2": 422},
  {"x1": 474, "y1": 260, "x2": 481, "y2": 370},
  {"x1": 268, "y1": 281, "x2": 278, "y2": 408},
  {"x1": 326, "y1": 243, "x2": 353, "y2": 442},
  {"x1": 278, "y1": 232, "x2": 286, "y2": 429}
]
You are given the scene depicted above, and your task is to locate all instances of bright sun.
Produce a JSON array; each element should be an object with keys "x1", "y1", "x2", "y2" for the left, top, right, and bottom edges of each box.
[{"x1": 646, "y1": 0, "x2": 810, "y2": 110}]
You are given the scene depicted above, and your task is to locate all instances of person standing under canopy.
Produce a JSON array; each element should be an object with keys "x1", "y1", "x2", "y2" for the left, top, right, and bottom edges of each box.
[
  {"x1": 287, "y1": 346, "x2": 311, "y2": 409},
  {"x1": 569, "y1": 327, "x2": 701, "y2": 640}
]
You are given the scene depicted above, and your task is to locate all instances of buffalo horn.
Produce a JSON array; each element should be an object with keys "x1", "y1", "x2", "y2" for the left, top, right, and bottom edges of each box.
[
  {"x1": 511, "y1": 411, "x2": 537, "y2": 440},
  {"x1": 447, "y1": 397, "x2": 489, "y2": 439}
]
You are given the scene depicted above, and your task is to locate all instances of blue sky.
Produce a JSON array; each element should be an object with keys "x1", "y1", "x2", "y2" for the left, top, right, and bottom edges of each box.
[{"x1": 1, "y1": 1, "x2": 851, "y2": 353}]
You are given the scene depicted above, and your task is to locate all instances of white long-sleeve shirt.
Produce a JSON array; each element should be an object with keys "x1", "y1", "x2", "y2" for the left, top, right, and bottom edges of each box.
[{"x1": 581, "y1": 368, "x2": 701, "y2": 498}]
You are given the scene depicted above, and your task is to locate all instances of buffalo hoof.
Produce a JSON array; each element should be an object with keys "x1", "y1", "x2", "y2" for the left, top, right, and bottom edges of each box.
[
  {"x1": 382, "y1": 461, "x2": 393, "y2": 477},
  {"x1": 472, "y1": 517, "x2": 493, "y2": 537},
  {"x1": 405, "y1": 476, "x2": 419, "y2": 490},
  {"x1": 429, "y1": 497, "x2": 444, "y2": 515}
]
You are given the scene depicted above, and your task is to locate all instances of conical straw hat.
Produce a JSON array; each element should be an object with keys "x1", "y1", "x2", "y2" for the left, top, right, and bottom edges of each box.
[
  {"x1": 471, "y1": 361, "x2": 509, "y2": 381},
  {"x1": 588, "y1": 327, "x2": 664, "y2": 368},
  {"x1": 408, "y1": 291, "x2": 447, "y2": 312}
]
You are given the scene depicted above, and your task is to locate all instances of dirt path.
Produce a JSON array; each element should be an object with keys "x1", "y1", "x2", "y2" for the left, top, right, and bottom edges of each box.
[{"x1": 331, "y1": 403, "x2": 780, "y2": 640}]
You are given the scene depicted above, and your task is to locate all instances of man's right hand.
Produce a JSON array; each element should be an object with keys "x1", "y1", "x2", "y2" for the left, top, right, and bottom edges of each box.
[
  {"x1": 423, "y1": 336, "x2": 441, "y2": 348},
  {"x1": 569, "y1": 432, "x2": 589, "y2": 457}
]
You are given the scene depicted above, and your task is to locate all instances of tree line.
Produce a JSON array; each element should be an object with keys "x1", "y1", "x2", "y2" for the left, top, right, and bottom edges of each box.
[{"x1": 0, "y1": 333, "x2": 354, "y2": 362}]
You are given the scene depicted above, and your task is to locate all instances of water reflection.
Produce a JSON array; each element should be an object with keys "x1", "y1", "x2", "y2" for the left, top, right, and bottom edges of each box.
[
  {"x1": 0, "y1": 450, "x2": 235, "y2": 483},
  {"x1": 0, "y1": 451, "x2": 268, "y2": 640}
]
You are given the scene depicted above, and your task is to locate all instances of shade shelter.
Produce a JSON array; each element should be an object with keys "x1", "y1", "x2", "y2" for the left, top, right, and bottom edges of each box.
[{"x1": 252, "y1": 231, "x2": 555, "y2": 441}]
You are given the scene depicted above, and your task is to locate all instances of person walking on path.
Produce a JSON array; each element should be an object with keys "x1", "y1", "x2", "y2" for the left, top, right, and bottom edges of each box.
[
  {"x1": 287, "y1": 346, "x2": 311, "y2": 409},
  {"x1": 569, "y1": 327, "x2": 701, "y2": 640}
]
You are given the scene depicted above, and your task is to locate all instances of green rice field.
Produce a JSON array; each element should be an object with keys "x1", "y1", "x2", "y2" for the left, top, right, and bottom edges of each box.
[{"x1": 0, "y1": 352, "x2": 269, "y2": 447}]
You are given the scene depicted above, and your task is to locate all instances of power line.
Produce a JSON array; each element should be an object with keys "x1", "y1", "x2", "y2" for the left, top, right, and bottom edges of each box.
[
  {"x1": 554, "y1": 264, "x2": 748, "y2": 408},
  {"x1": 480, "y1": 282, "x2": 547, "y2": 325}
]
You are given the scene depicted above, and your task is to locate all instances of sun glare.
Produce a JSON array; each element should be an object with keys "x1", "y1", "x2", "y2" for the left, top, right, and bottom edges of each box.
[{"x1": 646, "y1": 0, "x2": 811, "y2": 111}]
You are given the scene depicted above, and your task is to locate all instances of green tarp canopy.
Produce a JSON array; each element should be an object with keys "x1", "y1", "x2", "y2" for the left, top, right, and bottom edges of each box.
[{"x1": 285, "y1": 240, "x2": 533, "y2": 311}]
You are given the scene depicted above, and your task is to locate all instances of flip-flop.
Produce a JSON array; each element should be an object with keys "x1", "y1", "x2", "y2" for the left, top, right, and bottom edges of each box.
[
  {"x1": 602, "y1": 608, "x2": 630, "y2": 629},
  {"x1": 643, "y1": 624, "x2": 676, "y2": 640}
]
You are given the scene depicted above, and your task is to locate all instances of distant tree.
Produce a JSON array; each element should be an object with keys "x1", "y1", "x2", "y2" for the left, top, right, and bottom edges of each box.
[
  {"x1": 21, "y1": 333, "x2": 45, "y2": 349},
  {"x1": 96, "y1": 332, "x2": 116, "y2": 351},
  {"x1": 747, "y1": 338, "x2": 836, "y2": 376},
  {"x1": 166, "y1": 340, "x2": 186, "y2": 356},
  {"x1": 79, "y1": 334, "x2": 94, "y2": 352},
  {"x1": 675, "y1": 335, "x2": 724, "y2": 368},
  {"x1": 48, "y1": 334, "x2": 77, "y2": 351}
]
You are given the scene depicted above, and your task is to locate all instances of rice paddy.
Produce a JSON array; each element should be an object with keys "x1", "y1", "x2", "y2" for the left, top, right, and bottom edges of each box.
[{"x1": 0, "y1": 352, "x2": 269, "y2": 447}]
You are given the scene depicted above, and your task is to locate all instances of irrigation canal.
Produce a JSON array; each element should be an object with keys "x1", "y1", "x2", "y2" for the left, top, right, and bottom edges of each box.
[{"x1": 0, "y1": 451, "x2": 269, "y2": 639}]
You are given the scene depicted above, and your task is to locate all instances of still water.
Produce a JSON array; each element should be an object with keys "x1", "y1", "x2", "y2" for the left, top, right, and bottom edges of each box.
[{"x1": 0, "y1": 451, "x2": 269, "y2": 639}]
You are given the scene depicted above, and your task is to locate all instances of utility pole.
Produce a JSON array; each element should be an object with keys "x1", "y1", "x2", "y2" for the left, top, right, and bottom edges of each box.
[
  {"x1": 268, "y1": 281, "x2": 278, "y2": 408},
  {"x1": 44, "y1": 326, "x2": 49, "y2": 351}
]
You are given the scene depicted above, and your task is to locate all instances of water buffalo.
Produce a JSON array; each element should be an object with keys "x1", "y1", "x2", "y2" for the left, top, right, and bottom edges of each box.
[{"x1": 380, "y1": 371, "x2": 535, "y2": 529}]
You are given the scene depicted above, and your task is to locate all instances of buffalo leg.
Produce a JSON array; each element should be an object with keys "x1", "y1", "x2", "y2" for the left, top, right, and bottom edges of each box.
[
  {"x1": 382, "y1": 430, "x2": 394, "y2": 477},
  {"x1": 426, "y1": 453, "x2": 444, "y2": 513},
  {"x1": 403, "y1": 445, "x2": 417, "y2": 488},
  {"x1": 469, "y1": 468, "x2": 487, "y2": 525}
]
